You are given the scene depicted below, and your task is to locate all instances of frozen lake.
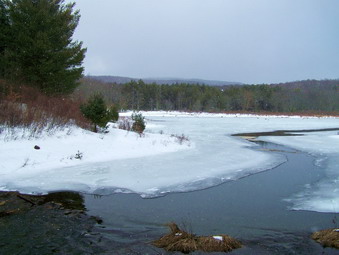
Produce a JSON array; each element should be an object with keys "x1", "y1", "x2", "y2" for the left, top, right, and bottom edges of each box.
[
  {"x1": 1, "y1": 114, "x2": 339, "y2": 213},
  {"x1": 141, "y1": 114, "x2": 339, "y2": 213}
]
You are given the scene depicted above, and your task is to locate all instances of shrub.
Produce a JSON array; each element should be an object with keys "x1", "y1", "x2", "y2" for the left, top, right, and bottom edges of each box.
[
  {"x1": 109, "y1": 105, "x2": 119, "y2": 123},
  {"x1": 80, "y1": 94, "x2": 119, "y2": 132},
  {"x1": 74, "y1": 151, "x2": 83, "y2": 160},
  {"x1": 171, "y1": 134, "x2": 190, "y2": 145},
  {"x1": 118, "y1": 117, "x2": 132, "y2": 131},
  {"x1": 152, "y1": 222, "x2": 242, "y2": 253},
  {"x1": 0, "y1": 83, "x2": 90, "y2": 138},
  {"x1": 131, "y1": 112, "x2": 146, "y2": 134}
]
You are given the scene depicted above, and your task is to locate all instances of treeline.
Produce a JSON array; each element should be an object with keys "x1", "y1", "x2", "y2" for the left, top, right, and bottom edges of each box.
[{"x1": 75, "y1": 78, "x2": 339, "y2": 114}]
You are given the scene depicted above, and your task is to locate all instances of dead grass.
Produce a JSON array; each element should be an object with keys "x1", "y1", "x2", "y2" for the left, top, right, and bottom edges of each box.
[
  {"x1": 152, "y1": 222, "x2": 242, "y2": 254},
  {"x1": 312, "y1": 228, "x2": 339, "y2": 249},
  {"x1": 0, "y1": 81, "x2": 91, "y2": 138}
]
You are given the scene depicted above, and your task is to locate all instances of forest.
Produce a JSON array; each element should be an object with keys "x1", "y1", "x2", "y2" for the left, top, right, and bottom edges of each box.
[{"x1": 75, "y1": 78, "x2": 339, "y2": 114}]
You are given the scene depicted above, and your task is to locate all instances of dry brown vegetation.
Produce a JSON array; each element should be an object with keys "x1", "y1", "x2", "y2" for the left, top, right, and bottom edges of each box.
[
  {"x1": 152, "y1": 222, "x2": 242, "y2": 253},
  {"x1": 0, "y1": 80, "x2": 90, "y2": 138},
  {"x1": 312, "y1": 228, "x2": 339, "y2": 249}
]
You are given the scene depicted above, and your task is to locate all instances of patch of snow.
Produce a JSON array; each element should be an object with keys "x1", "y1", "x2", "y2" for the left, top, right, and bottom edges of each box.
[
  {"x1": 260, "y1": 133, "x2": 339, "y2": 155},
  {"x1": 213, "y1": 236, "x2": 223, "y2": 241}
]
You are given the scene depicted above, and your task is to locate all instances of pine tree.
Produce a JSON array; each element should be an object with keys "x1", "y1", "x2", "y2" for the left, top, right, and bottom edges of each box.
[
  {"x1": 131, "y1": 112, "x2": 146, "y2": 134},
  {"x1": 0, "y1": 0, "x2": 9, "y2": 78},
  {"x1": 4, "y1": 0, "x2": 86, "y2": 94},
  {"x1": 80, "y1": 94, "x2": 119, "y2": 133}
]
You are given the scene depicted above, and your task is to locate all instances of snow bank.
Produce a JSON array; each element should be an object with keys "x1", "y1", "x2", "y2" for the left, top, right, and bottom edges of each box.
[
  {"x1": 0, "y1": 126, "x2": 280, "y2": 196},
  {"x1": 0, "y1": 124, "x2": 191, "y2": 194}
]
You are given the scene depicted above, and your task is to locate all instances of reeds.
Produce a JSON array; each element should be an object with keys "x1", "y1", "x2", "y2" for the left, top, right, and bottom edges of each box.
[
  {"x1": 152, "y1": 222, "x2": 242, "y2": 253},
  {"x1": 312, "y1": 228, "x2": 339, "y2": 249}
]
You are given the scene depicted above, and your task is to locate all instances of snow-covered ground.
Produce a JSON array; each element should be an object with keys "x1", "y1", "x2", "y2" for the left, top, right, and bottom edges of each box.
[
  {"x1": 0, "y1": 123, "x2": 192, "y2": 194},
  {"x1": 0, "y1": 111, "x2": 338, "y2": 213}
]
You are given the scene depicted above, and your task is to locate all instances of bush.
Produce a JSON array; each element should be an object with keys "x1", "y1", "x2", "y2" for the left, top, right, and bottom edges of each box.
[
  {"x1": 118, "y1": 117, "x2": 132, "y2": 131},
  {"x1": 152, "y1": 222, "x2": 242, "y2": 253},
  {"x1": 171, "y1": 134, "x2": 190, "y2": 145},
  {"x1": 80, "y1": 94, "x2": 119, "y2": 132},
  {"x1": 131, "y1": 112, "x2": 146, "y2": 134},
  {"x1": 108, "y1": 105, "x2": 119, "y2": 123},
  {"x1": 0, "y1": 83, "x2": 90, "y2": 138}
]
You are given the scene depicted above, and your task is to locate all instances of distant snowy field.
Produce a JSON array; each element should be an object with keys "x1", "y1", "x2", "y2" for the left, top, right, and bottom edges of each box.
[{"x1": 0, "y1": 111, "x2": 338, "y2": 213}]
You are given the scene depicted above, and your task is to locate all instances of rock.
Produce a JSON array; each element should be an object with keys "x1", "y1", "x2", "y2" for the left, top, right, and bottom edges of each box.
[{"x1": 34, "y1": 145, "x2": 40, "y2": 150}]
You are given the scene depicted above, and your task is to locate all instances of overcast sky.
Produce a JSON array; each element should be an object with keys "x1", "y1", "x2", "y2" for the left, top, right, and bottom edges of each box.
[{"x1": 70, "y1": 0, "x2": 339, "y2": 84}]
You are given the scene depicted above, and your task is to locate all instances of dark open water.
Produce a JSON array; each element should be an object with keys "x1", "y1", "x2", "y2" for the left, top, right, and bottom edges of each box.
[{"x1": 83, "y1": 141, "x2": 339, "y2": 254}]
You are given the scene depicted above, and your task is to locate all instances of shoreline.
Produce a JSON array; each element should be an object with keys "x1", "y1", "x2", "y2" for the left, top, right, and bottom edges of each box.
[
  {"x1": 120, "y1": 110, "x2": 339, "y2": 118},
  {"x1": 233, "y1": 127, "x2": 339, "y2": 138}
]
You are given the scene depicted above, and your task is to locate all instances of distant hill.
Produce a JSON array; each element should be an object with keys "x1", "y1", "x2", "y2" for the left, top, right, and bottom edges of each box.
[{"x1": 87, "y1": 75, "x2": 242, "y2": 86}]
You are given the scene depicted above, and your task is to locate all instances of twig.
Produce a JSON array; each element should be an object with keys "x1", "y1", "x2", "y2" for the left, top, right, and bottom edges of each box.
[{"x1": 17, "y1": 194, "x2": 36, "y2": 206}]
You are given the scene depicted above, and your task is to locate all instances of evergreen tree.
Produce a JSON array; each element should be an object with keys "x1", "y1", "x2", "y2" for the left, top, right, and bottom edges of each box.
[
  {"x1": 131, "y1": 112, "x2": 146, "y2": 134},
  {"x1": 4, "y1": 0, "x2": 86, "y2": 94},
  {"x1": 109, "y1": 105, "x2": 119, "y2": 123},
  {"x1": 0, "y1": 0, "x2": 9, "y2": 78},
  {"x1": 80, "y1": 94, "x2": 118, "y2": 133}
]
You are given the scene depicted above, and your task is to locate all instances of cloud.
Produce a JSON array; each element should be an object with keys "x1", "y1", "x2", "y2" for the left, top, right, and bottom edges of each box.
[{"x1": 72, "y1": 0, "x2": 339, "y2": 83}]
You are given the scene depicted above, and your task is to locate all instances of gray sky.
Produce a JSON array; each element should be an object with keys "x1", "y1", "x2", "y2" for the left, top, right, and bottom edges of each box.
[{"x1": 71, "y1": 0, "x2": 339, "y2": 84}]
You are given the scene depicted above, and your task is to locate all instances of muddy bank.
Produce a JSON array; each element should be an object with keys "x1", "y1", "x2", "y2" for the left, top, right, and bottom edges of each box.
[{"x1": 0, "y1": 191, "x2": 105, "y2": 255}]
